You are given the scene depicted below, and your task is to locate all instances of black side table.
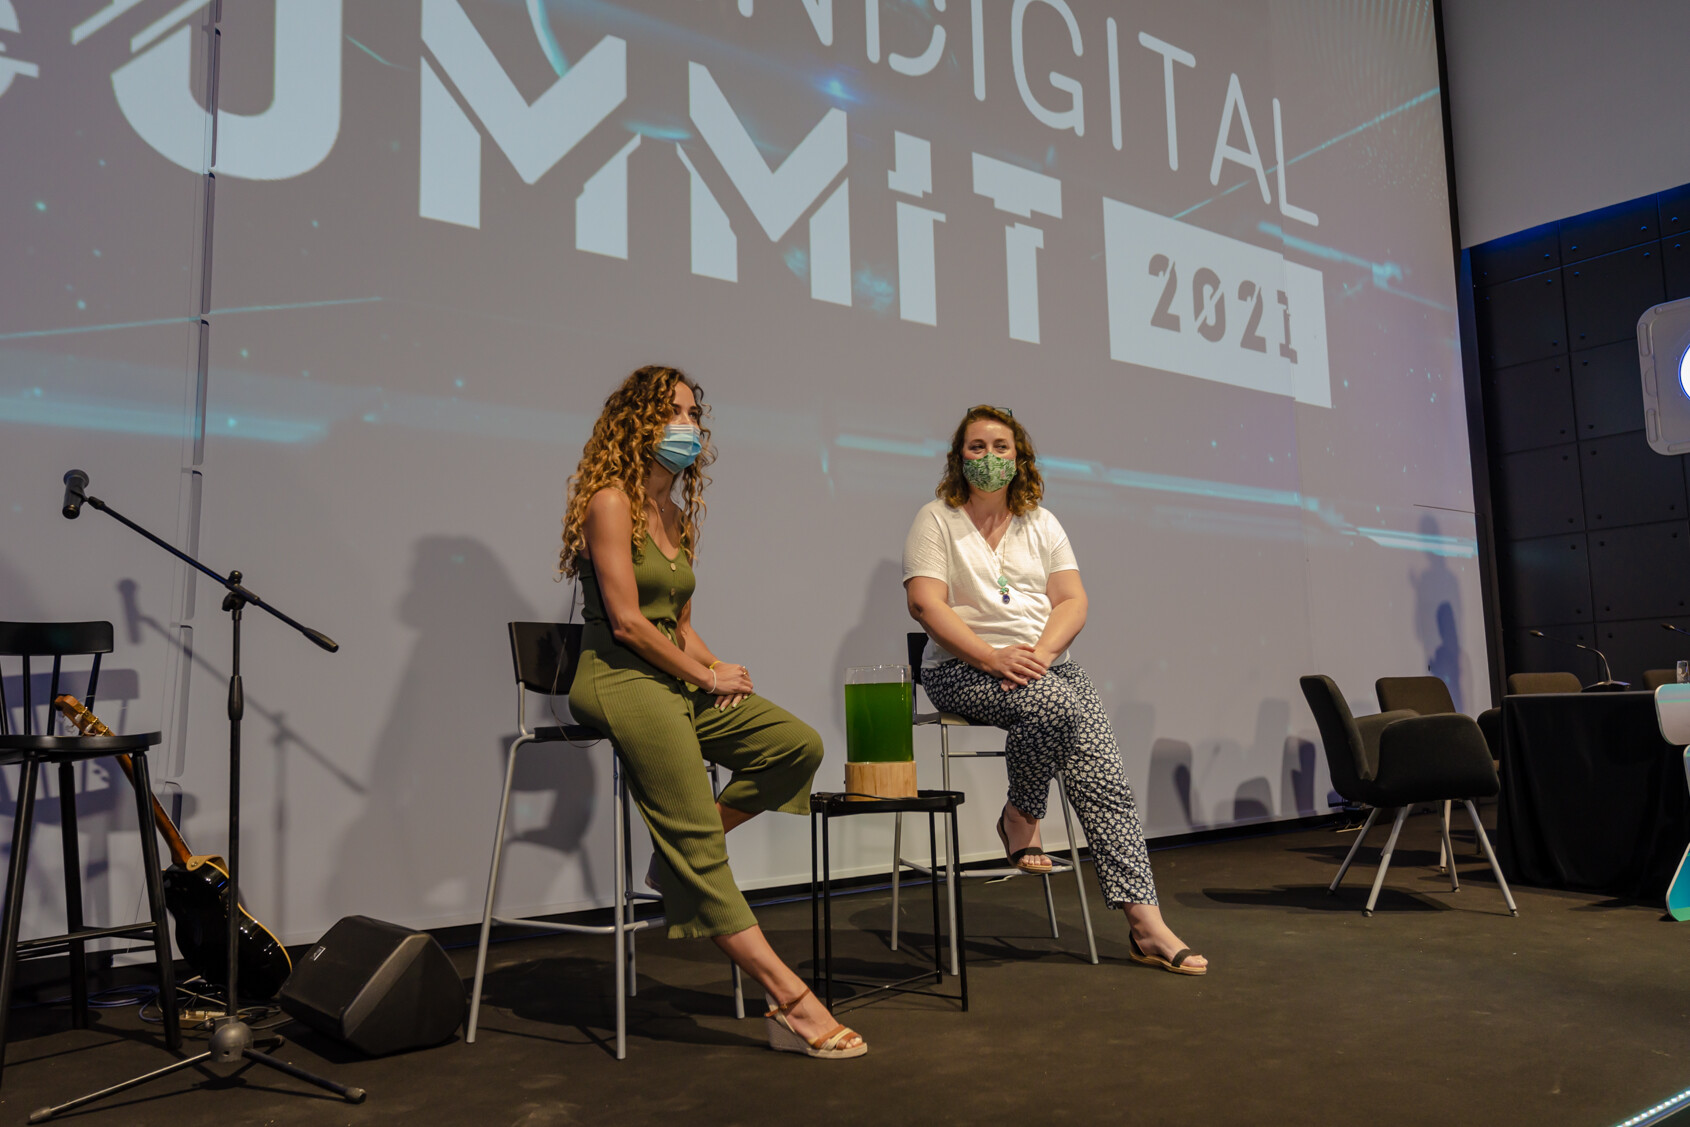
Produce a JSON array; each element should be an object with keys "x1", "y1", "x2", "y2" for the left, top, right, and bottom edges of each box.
[{"x1": 809, "y1": 789, "x2": 967, "y2": 1012}]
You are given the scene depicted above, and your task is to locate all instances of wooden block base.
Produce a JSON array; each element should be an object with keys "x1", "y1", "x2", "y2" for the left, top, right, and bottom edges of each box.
[{"x1": 844, "y1": 760, "x2": 918, "y2": 801}]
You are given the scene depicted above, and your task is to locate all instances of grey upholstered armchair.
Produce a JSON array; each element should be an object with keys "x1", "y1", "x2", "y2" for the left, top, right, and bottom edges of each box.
[{"x1": 1300, "y1": 675, "x2": 1517, "y2": 917}]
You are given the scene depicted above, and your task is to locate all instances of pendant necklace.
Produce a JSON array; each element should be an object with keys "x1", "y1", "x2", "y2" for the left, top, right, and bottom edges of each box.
[{"x1": 987, "y1": 517, "x2": 1012, "y2": 604}]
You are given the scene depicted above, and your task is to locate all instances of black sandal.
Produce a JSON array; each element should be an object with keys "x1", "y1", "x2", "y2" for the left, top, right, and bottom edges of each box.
[{"x1": 996, "y1": 809, "x2": 1054, "y2": 874}]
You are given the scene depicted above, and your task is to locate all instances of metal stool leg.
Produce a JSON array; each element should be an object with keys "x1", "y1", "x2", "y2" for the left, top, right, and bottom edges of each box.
[
  {"x1": 949, "y1": 807, "x2": 967, "y2": 1008},
  {"x1": 467, "y1": 734, "x2": 528, "y2": 1044},
  {"x1": 889, "y1": 811, "x2": 903, "y2": 953},
  {"x1": 1055, "y1": 774, "x2": 1098, "y2": 964},
  {"x1": 1364, "y1": 806, "x2": 1411, "y2": 916},
  {"x1": 0, "y1": 759, "x2": 41, "y2": 1082},
  {"x1": 940, "y1": 728, "x2": 959, "y2": 976},
  {"x1": 128, "y1": 752, "x2": 180, "y2": 1049},
  {"x1": 55, "y1": 762, "x2": 87, "y2": 1029},
  {"x1": 706, "y1": 763, "x2": 743, "y2": 1016},
  {"x1": 1465, "y1": 800, "x2": 1519, "y2": 916},
  {"x1": 621, "y1": 788, "x2": 637, "y2": 999},
  {"x1": 1041, "y1": 873, "x2": 1060, "y2": 939},
  {"x1": 1329, "y1": 807, "x2": 1380, "y2": 892},
  {"x1": 612, "y1": 761, "x2": 627, "y2": 1061}
]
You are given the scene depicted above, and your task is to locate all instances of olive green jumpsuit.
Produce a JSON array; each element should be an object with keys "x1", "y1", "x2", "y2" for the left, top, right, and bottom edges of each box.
[{"x1": 569, "y1": 533, "x2": 824, "y2": 939}]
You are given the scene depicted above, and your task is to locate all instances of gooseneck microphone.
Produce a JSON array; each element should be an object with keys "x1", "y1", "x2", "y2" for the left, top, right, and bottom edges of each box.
[
  {"x1": 1528, "y1": 629, "x2": 1630, "y2": 691},
  {"x1": 61, "y1": 469, "x2": 89, "y2": 519}
]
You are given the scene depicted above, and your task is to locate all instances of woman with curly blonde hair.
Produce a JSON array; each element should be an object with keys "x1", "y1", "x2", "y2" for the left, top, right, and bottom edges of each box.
[
  {"x1": 562, "y1": 365, "x2": 863, "y2": 1059},
  {"x1": 903, "y1": 405, "x2": 1206, "y2": 974}
]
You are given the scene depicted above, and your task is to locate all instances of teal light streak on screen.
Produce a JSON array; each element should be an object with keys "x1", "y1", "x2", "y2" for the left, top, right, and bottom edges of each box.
[
  {"x1": 831, "y1": 434, "x2": 1476, "y2": 556},
  {"x1": 0, "y1": 389, "x2": 325, "y2": 443},
  {"x1": 1174, "y1": 87, "x2": 1440, "y2": 221}
]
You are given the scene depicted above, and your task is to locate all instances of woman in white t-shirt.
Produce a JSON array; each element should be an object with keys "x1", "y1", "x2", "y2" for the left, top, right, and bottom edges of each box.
[{"x1": 902, "y1": 405, "x2": 1206, "y2": 975}]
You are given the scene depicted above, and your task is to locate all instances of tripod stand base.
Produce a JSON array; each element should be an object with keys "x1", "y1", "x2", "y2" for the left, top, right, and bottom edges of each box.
[
  {"x1": 209, "y1": 1014, "x2": 254, "y2": 1062},
  {"x1": 28, "y1": 1030, "x2": 366, "y2": 1123}
]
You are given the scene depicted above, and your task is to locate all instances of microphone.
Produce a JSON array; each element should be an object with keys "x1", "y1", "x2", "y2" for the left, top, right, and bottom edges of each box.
[
  {"x1": 1664, "y1": 623, "x2": 1690, "y2": 639},
  {"x1": 61, "y1": 469, "x2": 89, "y2": 519},
  {"x1": 1528, "y1": 629, "x2": 1629, "y2": 692}
]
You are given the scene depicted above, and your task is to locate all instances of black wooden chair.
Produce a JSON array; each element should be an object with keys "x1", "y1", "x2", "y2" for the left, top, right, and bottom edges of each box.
[
  {"x1": 1300, "y1": 674, "x2": 1516, "y2": 917},
  {"x1": 0, "y1": 621, "x2": 179, "y2": 1081}
]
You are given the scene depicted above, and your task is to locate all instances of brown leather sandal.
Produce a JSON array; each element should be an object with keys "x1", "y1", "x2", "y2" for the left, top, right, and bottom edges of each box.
[
  {"x1": 1129, "y1": 935, "x2": 1208, "y2": 976},
  {"x1": 764, "y1": 989, "x2": 867, "y2": 1059}
]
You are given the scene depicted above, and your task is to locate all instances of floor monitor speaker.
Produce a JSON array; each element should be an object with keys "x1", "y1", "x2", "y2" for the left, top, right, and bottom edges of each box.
[{"x1": 279, "y1": 915, "x2": 465, "y2": 1055}]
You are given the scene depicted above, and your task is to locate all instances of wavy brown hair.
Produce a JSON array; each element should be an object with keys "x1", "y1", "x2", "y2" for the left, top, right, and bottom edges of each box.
[
  {"x1": 936, "y1": 404, "x2": 1044, "y2": 516},
  {"x1": 558, "y1": 366, "x2": 713, "y2": 578}
]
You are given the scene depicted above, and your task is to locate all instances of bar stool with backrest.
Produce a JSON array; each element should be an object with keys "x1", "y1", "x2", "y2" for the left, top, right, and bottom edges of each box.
[
  {"x1": 889, "y1": 633, "x2": 1097, "y2": 972},
  {"x1": 466, "y1": 622, "x2": 742, "y2": 1060},
  {"x1": 0, "y1": 621, "x2": 180, "y2": 1083}
]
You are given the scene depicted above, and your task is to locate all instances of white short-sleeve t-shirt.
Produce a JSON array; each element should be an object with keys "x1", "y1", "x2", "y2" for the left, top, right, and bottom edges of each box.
[{"x1": 902, "y1": 499, "x2": 1079, "y2": 669}]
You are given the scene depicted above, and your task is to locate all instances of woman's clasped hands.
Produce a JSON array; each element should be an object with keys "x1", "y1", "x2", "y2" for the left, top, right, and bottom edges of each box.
[
  {"x1": 984, "y1": 644, "x2": 1047, "y2": 692},
  {"x1": 711, "y1": 661, "x2": 753, "y2": 709}
]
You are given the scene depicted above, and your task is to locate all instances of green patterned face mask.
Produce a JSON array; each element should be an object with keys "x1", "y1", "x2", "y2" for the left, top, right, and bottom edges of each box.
[{"x1": 962, "y1": 451, "x2": 1016, "y2": 493}]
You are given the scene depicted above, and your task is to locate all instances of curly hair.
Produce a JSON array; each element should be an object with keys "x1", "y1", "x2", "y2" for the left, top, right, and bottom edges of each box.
[
  {"x1": 935, "y1": 404, "x2": 1044, "y2": 516},
  {"x1": 558, "y1": 366, "x2": 712, "y2": 578}
]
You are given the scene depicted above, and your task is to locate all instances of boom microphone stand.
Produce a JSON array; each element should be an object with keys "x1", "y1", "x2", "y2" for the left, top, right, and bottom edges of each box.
[{"x1": 33, "y1": 471, "x2": 364, "y2": 1121}]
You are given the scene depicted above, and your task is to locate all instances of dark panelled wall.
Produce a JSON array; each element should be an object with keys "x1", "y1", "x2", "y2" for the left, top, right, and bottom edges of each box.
[{"x1": 1473, "y1": 184, "x2": 1690, "y2": 684}]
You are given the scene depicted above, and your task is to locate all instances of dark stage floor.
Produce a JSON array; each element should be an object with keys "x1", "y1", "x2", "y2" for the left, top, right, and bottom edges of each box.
[{"x1": 1, "y1": 811, "x2": 1685, "y2": 1126}]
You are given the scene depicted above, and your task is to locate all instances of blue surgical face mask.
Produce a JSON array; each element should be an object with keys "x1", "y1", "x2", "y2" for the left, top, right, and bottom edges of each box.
[{"x1": 654, "y1": 423, "x2": 703, "y2": 473}]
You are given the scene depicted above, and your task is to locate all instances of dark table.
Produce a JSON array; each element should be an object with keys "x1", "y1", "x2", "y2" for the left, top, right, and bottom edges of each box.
[
  {"x1": 1498, "y1": 691, "x2": 1690, "y2": 899},
  {"x1": 809, "y1": 789, "x2": 967, "y2": 1012}
]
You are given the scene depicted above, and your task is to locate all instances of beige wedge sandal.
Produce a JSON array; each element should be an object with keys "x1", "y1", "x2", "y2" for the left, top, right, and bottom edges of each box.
[{"x1": 764, "y1": 989, "x2": 867, "y2": 1059}]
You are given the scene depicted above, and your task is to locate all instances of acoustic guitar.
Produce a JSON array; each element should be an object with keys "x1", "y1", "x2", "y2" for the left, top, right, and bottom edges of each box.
[{"x1": 53, "y1": 695, "x2": 293, "y2": 1001}]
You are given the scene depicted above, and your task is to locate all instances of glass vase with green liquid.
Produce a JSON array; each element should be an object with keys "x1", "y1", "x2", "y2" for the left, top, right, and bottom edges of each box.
[{"x1": 844, "y1": 666, "x2": 915, "y2": 764}]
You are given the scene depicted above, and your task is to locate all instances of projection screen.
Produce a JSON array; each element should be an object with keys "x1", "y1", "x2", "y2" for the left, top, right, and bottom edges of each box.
[{"x1": 0, "y1": 0, "x2": 1479, "y2": 944}]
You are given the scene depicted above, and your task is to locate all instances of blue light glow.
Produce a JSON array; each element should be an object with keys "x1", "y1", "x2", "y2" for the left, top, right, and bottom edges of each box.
[
  {"x1": 1679, "y1": 345, "x2": 1690, "y2": 399},
  {"x1": 819, "y1": 76, "x2": 854, "y2": 102},
  {"x1": 624, "y1": 120, "x2": 691, "y2": 142}
]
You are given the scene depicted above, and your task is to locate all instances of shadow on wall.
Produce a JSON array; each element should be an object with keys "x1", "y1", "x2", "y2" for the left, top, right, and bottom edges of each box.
[
  {"x1": 119, "y1": 576, "x2": 364, "y2": 937},
  {"x1": 1411, "y1": 514, "x2": 1465, "y2": 712},
  {"x1": 1146, "y1": 737, "x2": 1197, "y2": 834},
  {"x1": 1144, "y1": 699, "x2": 1316, "y2": 833},
  {"x1": 1281, "y1": 732, "x2": 1317, "y2": 817},
  {"x1": 327, "y1": 537, "x2": 598, "y2": 926}
]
